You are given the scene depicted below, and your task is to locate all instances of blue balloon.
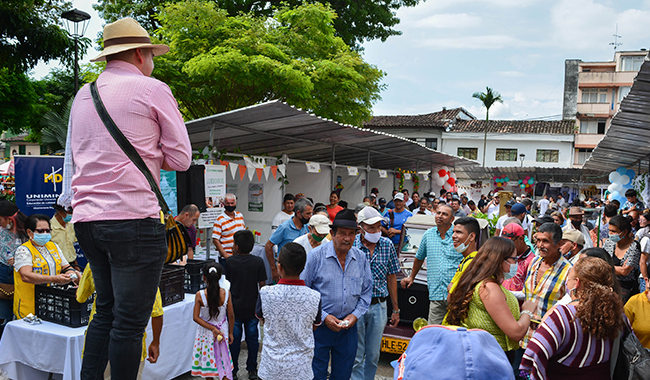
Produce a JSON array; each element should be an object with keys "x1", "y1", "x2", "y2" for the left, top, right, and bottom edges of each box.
[
  {"x1": 617, "y1": 166, "x2": 627, "y2": 175},
  {"x1": 627, "y1": 169, "x2": 636, "y2": 179}
]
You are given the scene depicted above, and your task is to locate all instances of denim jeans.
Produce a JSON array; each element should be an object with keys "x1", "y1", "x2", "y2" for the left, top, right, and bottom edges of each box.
[
  {"x1": 351, "y1": 301, "x2": 387, "y2": 380},
  {"x1": 75, "y1": 219, "x2": 166, "y2": 380},
  {"x1": 0, "y1": 262, "x2": 14, "y2": 325},
  {"x1": 230, "y1": 318, "x2": 259, "y2": 372},
  {"x1": 313, "y1": 323, "x2": 358, "y2": 380}
]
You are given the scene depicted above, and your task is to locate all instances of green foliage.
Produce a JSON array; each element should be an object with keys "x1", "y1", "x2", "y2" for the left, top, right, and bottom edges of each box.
[
  {"x1": 94, "y1": 0, "x2": 420, "y2": 48},
  {"x1": 472, "y1": 86, "x2": 503, "y2": 122},
  {"x1": 41, "y1": 97, "x2": 73, "y2": 152},
  {"x1": 154, "y1": 1, "x2": 385, "y2": 126},
  {"x1": 0, "y1": 68, "x2": 37, "y2": 134}
]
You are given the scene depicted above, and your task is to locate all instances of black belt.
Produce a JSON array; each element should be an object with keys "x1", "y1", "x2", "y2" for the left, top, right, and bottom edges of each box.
[{"x1": 371, "y1": 296, "x2": 387, "y2": 305}]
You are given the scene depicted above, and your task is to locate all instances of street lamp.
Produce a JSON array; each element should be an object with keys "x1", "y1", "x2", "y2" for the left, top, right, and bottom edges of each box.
[
  {"x1": 61, "y1": 8, "x2": 91, "y2": 93},
  {"x1": 519, "y1": 153, "x2": 526, "y2": 167}
]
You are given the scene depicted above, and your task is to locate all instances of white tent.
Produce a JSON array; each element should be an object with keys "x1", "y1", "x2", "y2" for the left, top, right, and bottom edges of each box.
[{"x1": 0, "y1": 160, "x2": 13, "y2": 175}]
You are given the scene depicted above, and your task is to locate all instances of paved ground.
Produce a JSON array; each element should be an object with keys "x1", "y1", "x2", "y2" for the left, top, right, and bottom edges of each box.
[{"x1": 174, "y1": 342, "x2": 399, "y2": 380}]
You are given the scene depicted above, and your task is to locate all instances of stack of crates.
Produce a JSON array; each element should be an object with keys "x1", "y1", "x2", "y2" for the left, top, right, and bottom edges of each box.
[
  {"x1": 184, "y1": 259, "x2": 215, "y2": 293},
  {"x1": 159, "y1": 265, "x2": 185, "y2": 307},
  {"x1": 35, "y1": 285, "x2": 94, "y2": 327}
]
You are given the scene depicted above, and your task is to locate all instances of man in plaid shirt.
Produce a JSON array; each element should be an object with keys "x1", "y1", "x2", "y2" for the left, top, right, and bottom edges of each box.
[{"x1": 351, "y1": 207, "x2": 400, "y2": 380}]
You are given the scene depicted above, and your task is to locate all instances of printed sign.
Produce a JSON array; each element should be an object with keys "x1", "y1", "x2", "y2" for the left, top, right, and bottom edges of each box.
[
  {"x1": 160, "y1": 170, "x2": 178, "y2": 216},
  {"x1": 305, "y1": 162, "x2": 321, "y2": 173},
  {"x1": 248, "y1": 183, "x2": 264, "y2": 212},
  {"x1": 15, "y1": 156, "x2": 64, "y2": 217},
  {"x1": 347, "y1": 167, "x2": 358, "y2": 176},
  {"x1": 378, "y1": 170, "x2": 388, "y2": 178}
]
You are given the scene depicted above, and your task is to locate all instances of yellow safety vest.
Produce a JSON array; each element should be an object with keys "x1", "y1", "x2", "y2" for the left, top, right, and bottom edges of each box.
[{"x1": 13, "y1": 241, "x2": 63, "y2": 318}]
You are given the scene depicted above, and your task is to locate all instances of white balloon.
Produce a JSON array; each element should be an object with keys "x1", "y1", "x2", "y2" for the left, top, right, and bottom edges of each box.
[
  {"x1": 442, "y1": 175, "x2": 449, "y2": 182},
  {"x1": 612, "y1": 182, "x2": 623, "y2": 192},
  {"x1": 607, "y1": 183, "x2": 617, "y2": 193},
  {"x1": 449, "y1": 172, "x2": 457, "y2": 180},
  {"x1": 436, "y1": 178, "x2": 445, "y2": 187},
  {"x1": 609, "y1": 172, "x2": 621, "y2": 183},
  {"x1": 431, "y1": 172, "x2": 441, "y2": 181},
  {"x1": 619, "y1": 174, "x2": 630, "y2": 185},
  {"x1": 443, "y1": 183, "x2": 452, "y2": 191},
  {"x1": 441, "y1": 166, "x2": 449, "y2": 173}
]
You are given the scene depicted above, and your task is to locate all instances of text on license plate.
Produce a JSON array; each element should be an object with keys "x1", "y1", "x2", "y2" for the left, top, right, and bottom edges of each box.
[{"x1": 381, "y1": 337, "x2": 409, "y2": 354}]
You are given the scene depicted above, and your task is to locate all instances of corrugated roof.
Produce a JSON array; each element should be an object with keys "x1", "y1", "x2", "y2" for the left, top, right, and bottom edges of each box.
[
  {"x1": 583, "y1": 56, "x2": 650, "y2": 172},
  {"x1": 185, "y1": 101, "x2": 480, "y2": 171},
  {"x1": 450, "y1": 120, "x2": 575, "y2": 134},
  {"x1": 364, "y1": 107, "x2": 474, "y2": 128},
  {"x1": 456, "y1": 166, "x2": 609, "y2": 184}
]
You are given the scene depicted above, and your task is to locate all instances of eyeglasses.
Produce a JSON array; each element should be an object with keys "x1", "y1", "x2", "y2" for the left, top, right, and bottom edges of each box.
[
  {"x1": 505, "y1": 256, "x2": 518, "y2": 263},
  {"x1": 34, "y1": 229, "x2": 51, "y2": 234}
]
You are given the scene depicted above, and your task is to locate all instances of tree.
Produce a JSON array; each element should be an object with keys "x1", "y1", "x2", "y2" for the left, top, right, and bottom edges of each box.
[
  {"x1": 472, "y1": 86, "x2": 503, "y2": 167},
  {"x1": 0, "y1": 68, "x2": 38, "y2": 134},
  {"x1": 93, "y1": 0, "x2": 419, "y2": 48},
  {"x1": 153, "y1": 1, "x2": 385, "y2": 126},
  {"x1": 41, "y1": 97, "x2": 73, "y2": 152}
]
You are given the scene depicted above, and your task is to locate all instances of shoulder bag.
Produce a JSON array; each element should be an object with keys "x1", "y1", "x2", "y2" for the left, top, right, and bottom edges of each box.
[
  {"x1": 611, "y1": 322, "x2": 650, "y2": 379},
  {"x1": 89, "y1": 81, "x2": 190, "y2": 264}
]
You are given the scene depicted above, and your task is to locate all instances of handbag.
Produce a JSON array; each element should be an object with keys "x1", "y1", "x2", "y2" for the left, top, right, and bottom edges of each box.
[
  {"x1": 610, "y1": 323, "x2": 650, "y2": 379},
  {"x1": 0, "y1": 283, "x2": 13, "y2": 300},
  {"x1": 89, "y1": 81, "x2": 190, "y2": 264}
]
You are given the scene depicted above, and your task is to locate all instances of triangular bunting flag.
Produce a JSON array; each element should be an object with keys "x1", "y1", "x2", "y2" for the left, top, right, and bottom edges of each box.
[
  {"x1": 229, "y1": 162, "x2": 238, "y2": 180},
  {"x1": 248, "y1": 167, "x2": 255, "y2": 181},
  {"x1": 256, "y1": 168, "x2": 263, "y2": 181},
  {"x1": 278, "y1": 164, "x2": 286, "y2": 177},
  {"x1": 239, "y1": 165, "x2": 246, "y2": 181},
  {"x1": 220, "y1": 160, "x2": 228, "y2": 167},
  {"x1": 263, "y1": 166, "x2": 270, "y2": 180},
  {"x1": 271, "y1": 165, "x2": 278, "y2": 179}
]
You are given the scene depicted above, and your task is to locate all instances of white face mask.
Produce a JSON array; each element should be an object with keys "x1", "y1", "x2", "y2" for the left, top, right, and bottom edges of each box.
[
  {"x1": 363, "y1": 228, "x2": 381, "y2": 244},
  {"x1": 504, "y1": 261, "x2": 518, "y2": 279},
  {"x1": 454, "y1": 236, "x2": 471, "y2": 253}
]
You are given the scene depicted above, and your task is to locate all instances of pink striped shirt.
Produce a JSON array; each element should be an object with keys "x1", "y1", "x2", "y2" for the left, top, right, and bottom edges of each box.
[{"x1": 65, "y1": 60, "x2": 191, "y2": 222}]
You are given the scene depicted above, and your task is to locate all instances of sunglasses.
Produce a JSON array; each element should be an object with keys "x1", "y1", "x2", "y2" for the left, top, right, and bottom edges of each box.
[{"x1": 34, "y1": 229, "x2": 51, "y2": 234}]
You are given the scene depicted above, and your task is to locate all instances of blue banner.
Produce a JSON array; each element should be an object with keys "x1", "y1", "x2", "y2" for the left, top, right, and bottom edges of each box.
[
  {"x1": 160, "y1": 170, "x2": 178, "y2": 216},
  {"x1": 15, "y1": 156, "x2": 64, "y2": 218}
]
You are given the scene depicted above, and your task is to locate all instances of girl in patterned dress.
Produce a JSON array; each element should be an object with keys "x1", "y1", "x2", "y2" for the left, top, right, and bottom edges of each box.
[{"x1": 192, "y1": 262, "x2": 234, "y2": 379}]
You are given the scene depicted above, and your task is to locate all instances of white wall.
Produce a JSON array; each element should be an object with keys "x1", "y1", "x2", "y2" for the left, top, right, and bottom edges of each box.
[
  {"x1": 368, "y1": 170, "x2": 396, "y2": 201},
  {"x1": 285, "y1": 162, "x2": 333, "y2": 207},
  {"x1": 441, "y1": 132, "x2": 575, "y2": 168}
]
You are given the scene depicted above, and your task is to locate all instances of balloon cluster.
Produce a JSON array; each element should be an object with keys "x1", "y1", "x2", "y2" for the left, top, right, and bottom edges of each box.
[
  {"x1": 431, "y1": 167, "x2": 457, "y2": 191},
  {"x1": 492, "y1": 175, "x2": 509, "y2": 189},
  {"x1": 517, "y1": 176, "x2": 535, "y2": 193},
  {"x1": 607, "y1": 166, "x2": 635, "y2": 207}
]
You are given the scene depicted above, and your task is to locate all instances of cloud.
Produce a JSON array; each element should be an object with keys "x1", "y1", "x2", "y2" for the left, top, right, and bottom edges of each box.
[
  {"x1": 413, "y1": 13, "x2": 482, "y2": 29},
  {"x1": 418, "y1": 35, "x2": 533, "y2": 49}
]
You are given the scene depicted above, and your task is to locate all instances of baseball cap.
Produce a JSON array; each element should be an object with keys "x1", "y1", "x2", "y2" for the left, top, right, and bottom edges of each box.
[
  {"x1": 370, "y1": 193, "x2": 377, "y2": 198},
  {"x1": 502, "y1": 223, "x2": 525, "y2": 238},
  {"x1": 394, "y1": 193, "x2": 405, "y2": 201},
  {"x1": 309, "y1": 214, "x2": 331, "y2": 234},
  {"x1": 534, "y1": 215, "x2": 554, "y2": 225},
  {"x1": 511, "y1": 203, "x2": 527, "y2": 215},
  {"x1": 357, "y1": 206, "x2": 385, "y2": 225},
  {"x1": 505, "y1": 200, "x2": 516, "y2": 207},
  {"x1": 378, "y1": 197, "x2": 387, "y2": 205},
  {"x1": 562, "y1": 229, "x2": 586, "y2": 246},
  {"x1": 393, "y1": 325, "x2": 514, "y2": 380}
]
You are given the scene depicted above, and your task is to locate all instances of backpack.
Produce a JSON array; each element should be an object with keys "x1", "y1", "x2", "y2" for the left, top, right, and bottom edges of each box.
[{"x1": 611, "y1": 323, "x2": 650, "y2": 379}]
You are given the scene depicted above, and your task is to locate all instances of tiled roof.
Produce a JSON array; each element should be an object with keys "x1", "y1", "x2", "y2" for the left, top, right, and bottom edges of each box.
[
  {"x1": 365, "y1": 107, "x2": 473, "y2": 128},
  {"x1": 1, "y1": 133, "x2": 29, "y2": 142},
  {"x1": 449, "y1": 120, "x2": 575, "y2": 134}
]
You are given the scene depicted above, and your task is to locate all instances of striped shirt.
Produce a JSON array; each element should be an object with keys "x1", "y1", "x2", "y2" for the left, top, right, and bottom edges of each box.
[
  {"x1": 213, "y1": 211, "x2": 245, "y2": 255},
  {"x1": 520, "y1": 304, "x2": 625, "y2": 380},
  {"x1": 522, "y1": 255, "x2": 572, "y2": 348},
  {"x1": 352, "y1": 234, "x2": 400, "y2": 298},
  {"x1": 59, "y1": 60, "x2": 192, "y2": 221}
]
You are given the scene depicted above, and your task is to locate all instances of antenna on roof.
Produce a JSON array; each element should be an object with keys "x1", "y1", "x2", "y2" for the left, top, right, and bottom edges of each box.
[{"x1": 610, "y1": 24, "x2": 622, "y2": 51}]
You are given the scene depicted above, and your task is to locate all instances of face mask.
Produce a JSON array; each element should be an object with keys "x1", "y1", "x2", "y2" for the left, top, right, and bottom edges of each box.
[
  {"x1": 63, "y1": 214, "x2": 72, "y2": 223},
  {"x1": 429, "y1": 197, "x2": 434, "y2": 202},
  {"x1": 33, "y1": 233, "x2": 52, "y2": 246},
  {"x1": 609, "y1": 233, "x2": 622, "y2": 243},
  {"x1": 504, "y1": 261, "x2": 517, "y2": 279},
  {"x1": 224, "y1": 205, "x2": 236, "y2": 212},
  {"x1": 311, "y1": 233, "x2": 325, "y2": 242},
  {"x1": 454, "y1": 236, "x2": 471, "y2": 254},
  {"x1": 362, "y1": 228, "x2": 381, "y2": 244},
  {"x1": 571, "y1": 219, "x2": 582, "y2": 228},
  {"x1": 299, "y1": 214, "x2": 310, "y2": 225}
]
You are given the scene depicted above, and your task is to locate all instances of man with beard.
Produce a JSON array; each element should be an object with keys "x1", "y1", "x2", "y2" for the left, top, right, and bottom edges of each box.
[{"x1": 562, "y1": 207, "x2": 593, "y2": 248}]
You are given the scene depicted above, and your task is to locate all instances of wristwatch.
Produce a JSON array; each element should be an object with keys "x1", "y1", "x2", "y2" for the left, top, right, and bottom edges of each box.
[{"x1": 392, "y1": 309, "x2": 400, "y2": 314}]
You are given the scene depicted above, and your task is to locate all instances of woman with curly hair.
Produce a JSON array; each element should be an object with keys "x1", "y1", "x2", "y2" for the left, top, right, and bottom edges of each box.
[
  {"x1": 444, "y1": 237, "x2": 536, "y2": 360},
  {"x1": 520, "y1": 256, "x2": 627, "y2": 380}
]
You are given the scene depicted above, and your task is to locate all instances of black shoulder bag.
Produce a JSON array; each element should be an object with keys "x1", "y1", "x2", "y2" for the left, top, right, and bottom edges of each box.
[{"x1": 89, "y1": 81, "x2": 190, "y2": 264}]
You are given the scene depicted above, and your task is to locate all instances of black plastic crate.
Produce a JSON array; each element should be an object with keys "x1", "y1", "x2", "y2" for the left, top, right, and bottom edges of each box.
[
  {"x1": 159, "y1": 265, "x2": 185, "y2": 307},
  {"x1": 183, "y1": 259, "x2": 215, "y2": 293},
  {"x1": 35, "y1": 284, "x2": 94, "y2": 327},
  {"x1": 388, "y1": 281, "x2": 430, "y2": 323}
]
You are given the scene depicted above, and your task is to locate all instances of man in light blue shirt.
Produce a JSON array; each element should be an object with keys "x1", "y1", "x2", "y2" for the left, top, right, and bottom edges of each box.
[
  {"x1": 302, "y1": 209, "x2": 373, "y2": 380},
  {"x1": 400, "y1": 204, "x2": 461, "y2": 325}
]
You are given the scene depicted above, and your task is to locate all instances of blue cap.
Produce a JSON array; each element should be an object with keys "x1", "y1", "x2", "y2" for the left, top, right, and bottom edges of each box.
[
  {"x1": 394, "y1": 325, "x2": 514, "y2": 380},
  {"x1": 511, "y1": 203, "x2": 527, "y2": 215}
]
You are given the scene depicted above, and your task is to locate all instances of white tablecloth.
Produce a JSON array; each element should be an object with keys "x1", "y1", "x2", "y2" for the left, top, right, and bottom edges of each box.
[{"x1": 0, "y1": 294, "x2": 196, "y2": 380}]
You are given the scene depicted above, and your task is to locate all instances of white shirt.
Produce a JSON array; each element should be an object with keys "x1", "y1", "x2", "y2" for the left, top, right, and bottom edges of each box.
[
  {"x1": 557, "y1": 198, "x2": 566, "y2": 209},
  {"x1": 272, "y1": 211, "x2": 293, "y2": 231},
  {"x1": 405, "y1": 198, "x2": 413, "y2": 207},
  {"x1": 487, "y1": 204, "x2": 499, "y2": 218},
  {"x1": 415, "y1": 208, "x2": 432, "y2": 215},
  {"x1": 539, "y1": 199, "x2": 550, "y2": 216},
  {"x1": 14, "y1": 243, "x2": 68, "y2": 272},
  {"x1": 293, "y1": 233, "x2": 330, "y2": 255},
  {"x1": 495, "y1": 214, "x2": 511, "y2": 230}
]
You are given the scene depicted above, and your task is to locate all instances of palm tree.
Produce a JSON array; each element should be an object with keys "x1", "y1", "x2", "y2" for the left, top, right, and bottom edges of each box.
[
  {"x1": 40, "y1": 97, "x2": 73, "y2": 153},
  {"x1": 472, "y1": 87, "x2": 503, "y2": 167}
]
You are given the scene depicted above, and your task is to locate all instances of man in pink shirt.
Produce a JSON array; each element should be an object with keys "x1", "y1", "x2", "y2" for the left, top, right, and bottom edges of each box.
[
  {"x1": 58, "y1": 18, "x2": 191, "y2": 379},
  {"x1": 501, "y1": 223, "x2": 535, "y2": 294}
]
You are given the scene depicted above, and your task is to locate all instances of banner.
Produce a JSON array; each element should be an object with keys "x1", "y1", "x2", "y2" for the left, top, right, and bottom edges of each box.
[
  {"x1": 347, "y1": 166, "x2": 358, "y2": 176},
  {"x1": 306, "y1": 162, "x2": 321, "y2": 173},
  {"x1": 15, "y1": 156, "x2": 64, "y2": 217},
  {"x1": 200, "y1": 165, "x2": 227, "y2": 228},
  {"x1": 378, "y1": 170, "x2": 388, "y2": 178},
  {"x1": 160, "y1": 170, "x2": 178, "y2": 216},
  {"x1": 248, "y1": 183, "x2": 264, "y2": 212}
]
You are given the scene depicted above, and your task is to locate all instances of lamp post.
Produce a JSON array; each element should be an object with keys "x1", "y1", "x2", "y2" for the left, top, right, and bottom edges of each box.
[
  {"x1": 519, "y1": 153, "x2": 526, "y2": 167},
  {"x1": 61, "y1": 9, "x2": 91, "y2": 93}
]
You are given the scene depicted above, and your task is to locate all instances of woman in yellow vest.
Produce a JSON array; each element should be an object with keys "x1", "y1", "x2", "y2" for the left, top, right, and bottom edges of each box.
[{"x1": 13, "y1": 214, "x2": 80, "y2": 319}]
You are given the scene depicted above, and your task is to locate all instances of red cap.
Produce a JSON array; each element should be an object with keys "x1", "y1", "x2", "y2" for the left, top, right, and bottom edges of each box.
[{"x1": 502, "y1": 223, "x2": 525, "y2": 238}]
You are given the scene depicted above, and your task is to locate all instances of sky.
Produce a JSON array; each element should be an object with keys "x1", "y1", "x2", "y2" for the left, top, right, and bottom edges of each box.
[{"x1": 34, "y1": 0, "x2": 650, "y2": 121}]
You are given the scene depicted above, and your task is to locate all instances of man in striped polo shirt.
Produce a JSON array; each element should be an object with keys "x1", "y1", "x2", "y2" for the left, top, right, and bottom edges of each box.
[{"x1": 213, "y1": 193, "x2": 246, "y2": 267}]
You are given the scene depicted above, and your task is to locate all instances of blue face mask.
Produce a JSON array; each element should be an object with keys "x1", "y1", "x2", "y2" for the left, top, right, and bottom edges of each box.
[
  {"x1": 610, "y1": 233, "x2": 622, "y2": 243},
  {"x1": 504, "y1": 261, "x2": 518, "y2": 280},
  {"x1": 63, "y1": 214, "x2": 72, "y2": 223},
  {"x1": 33, "y1": 233, "x2": 52, "y2": 246}
]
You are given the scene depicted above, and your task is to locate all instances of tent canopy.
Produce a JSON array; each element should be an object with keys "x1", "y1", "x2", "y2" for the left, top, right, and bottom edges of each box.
[
  {"x1": 185, "y1": 101, "x2": 479, "y2": 172},
  {"x1": 456, "y1": 166, "x2": 609, "y2": 185}
]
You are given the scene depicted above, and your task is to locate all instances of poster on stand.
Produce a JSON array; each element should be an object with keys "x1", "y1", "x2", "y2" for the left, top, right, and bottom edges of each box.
[
  {"x1": 199, "y1": 165, "x2": 227, "y2": 228},
  {"x1": 248, "y1": 183, "x2": 264, "y2": 212},
  {"x1": 15, "y1": 156, "x2": 64, "y2": 218},
  {"x1": 160, "y1": 170, "x2": 178, "y2": 216}
]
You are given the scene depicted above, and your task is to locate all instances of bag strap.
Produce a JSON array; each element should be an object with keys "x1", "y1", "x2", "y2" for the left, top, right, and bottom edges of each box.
[
  {"x1": 89, "y1": 81, "x2": 170, "y2": 215},
  {"x1": 610, "y1": 330, "x2": 622, "y2": 378}
]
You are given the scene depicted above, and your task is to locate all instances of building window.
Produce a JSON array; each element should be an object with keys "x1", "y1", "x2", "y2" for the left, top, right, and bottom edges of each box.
[
  {"x1": 576, "y1": 148, "x2": 593, "y2": 165},
  {"x1": 579, "y1": 119, "x2": 606, "y2": 134},
  {"x1": 18, "y1": 145, "x2": 25, "y2": 155},
  {"x1": 495, "y1": 148, "x2": 517, "y2": 161},
  {"x1": 621, "y1": 56, "x2": 644, "y2": 72},
  {"x1": 425, "y1": 138, "x2": 437, "y2": 150},
  {"x1": 618, "y1": 86, "x2": 631, "y2": 102},
  {"x1": 457, "y1": 148, "x2": 478, "y2": 160},
  {"x1": 536, "y1": 149, "x2": 559, "y2": 163},
  {"x1": 581, "y1": 88, "x2": 607, "y2": 103}
]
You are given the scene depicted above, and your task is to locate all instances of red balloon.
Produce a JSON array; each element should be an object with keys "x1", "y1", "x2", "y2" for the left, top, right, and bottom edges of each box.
[
  {"x1": 438, "y1": 169, "x2": 447, "y2": 177},
  {"x1": 447, "y1": 177, "x2": 456, "y2": 186}
]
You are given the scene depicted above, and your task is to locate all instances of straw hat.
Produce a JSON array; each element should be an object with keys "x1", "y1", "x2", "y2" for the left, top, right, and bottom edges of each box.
[{"x1": 90, "y1": 18, "x2": 169, "y2": 62}]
